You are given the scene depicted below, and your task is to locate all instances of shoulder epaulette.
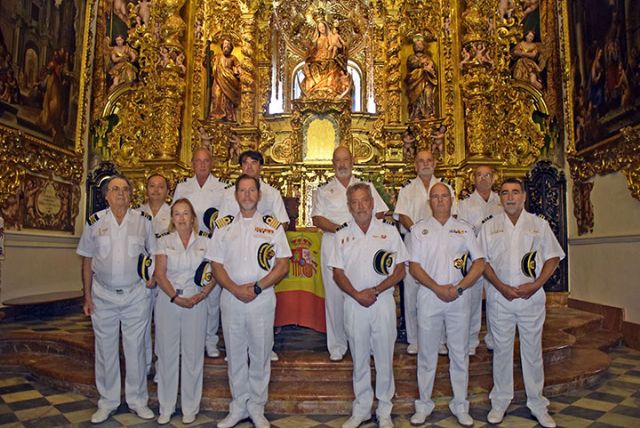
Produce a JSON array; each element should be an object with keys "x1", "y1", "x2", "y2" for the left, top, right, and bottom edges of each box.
[
  {"x1": 402, "y1": 180, "x2": 412, "y2": 188},
  {"x1": 155, "y1": 231, "x2": 170, "y2": 239},
  {"x1": 336, "y1": 222, "x2": 348, "y2": 231},
  {"x1": 177, "y1": 176, "x2": 189, "y2": 184},
  {"x1": 215, "y1": 214, "x2": 234, "y2": 229},
  {"x1": 263, "y1": 215, "x2": 281, "y2": 229},
  {"x1": 140, "y1": 211, "x2": 152, "y2": 221},
  {"x1": 537, "y1": 213, "x2": 546, "y2": 220},
  {"x1": 481, "y1": 214, "x2": 493, "y2": 224},
  {"x1": 88, "y1": 212, "x2": 100, "y2": 226},
  {"x1": 382, "y1": 217, "x2": 396, "y2": 226},
  {"x1": 318, "y1": 180, "x2": 329, "y2": 187},
  {"x1": 223, "y1": 181, "x2": 234, "y2": 189},
  {"x1": 198, "y1": 230, "x2": 212, "y2": 238}
]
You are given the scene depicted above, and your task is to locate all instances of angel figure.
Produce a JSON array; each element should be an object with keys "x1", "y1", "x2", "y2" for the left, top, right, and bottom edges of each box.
[
  {"x1": 135, "y1": 0, "x2": 151, "y2": 27},
  {"x1": 198, "y1": 126, "x2": 214, "y2": 148},
  {"x1": 108, "y1": 34, "x2": 138, "y2": 91},
  {"x1": 430, "y1": 125, "x2": 447, "y2": 155},
  {"x1": 512, "y1": 31, "x2": 543, "y2": 90}
]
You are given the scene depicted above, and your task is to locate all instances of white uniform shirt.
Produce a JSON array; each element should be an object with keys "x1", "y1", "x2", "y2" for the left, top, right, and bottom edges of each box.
[
  {"x1": 408, "y1": 216, "x2": 484, "y2": 286},
  {"x1": 479, "y1": 211, "x2": 565, "y2": 288},
  {"x1": 206, "y1": 212, "x2": 292, "y2": 285},
  {"x1": 173, "y1": 174, "x2": 227, "y2": 231},
  {"x1": 328, "y1": 219, "x2": 409, "y2": 296},
  {"x1": 395, "y1": 176, "x2": 441, "y2": 225},
  {"x1": 77, "y1": 208, "x2": 155, "y2": 288},
  {"x1": 138, "y1": 202, "x2": 171, "y2": 236},
  {"x1": 311, "y1": 176, "x2": 388, "y2": 226},
  {"x1": 155, "y1": 231, "x2": 209, "y2": 291},
  {"x1": 219, "y1": 179, "x2": 289, "y2": 224},
  {"x1": 457, "y1": 190, "x2": 503, "y2": 236}
]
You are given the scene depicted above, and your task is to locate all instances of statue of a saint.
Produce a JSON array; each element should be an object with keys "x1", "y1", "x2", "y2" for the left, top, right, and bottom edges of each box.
[
  {"x1": 405, "y1": 37, "x2": 438, "y2": 120},
  {"x1": 512, "y1": 31, "x2": 543, "y2": 90},
  {"x1": 301, "y1": 19, "x2": 351, "y2": 99},
  {"x1": 209, "y1": 38, "x2": 241, "y2": 122},
  {"x1": 108, "y1": 34, "x2": 138, "y2": 92}
]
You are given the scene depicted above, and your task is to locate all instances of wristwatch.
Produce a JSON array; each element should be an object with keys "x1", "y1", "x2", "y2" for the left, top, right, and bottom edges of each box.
[
  {"x1": 254, "y1": 282, "x2": 263, "y2": 295},
  {"x1": 457, "y1": 287, "x2": 464, "y2": 296}
]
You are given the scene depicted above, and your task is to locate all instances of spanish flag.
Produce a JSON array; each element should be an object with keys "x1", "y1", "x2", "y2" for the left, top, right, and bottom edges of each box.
[{"x1": 275, "y1": 230, "x2": 326, "y2": 333}]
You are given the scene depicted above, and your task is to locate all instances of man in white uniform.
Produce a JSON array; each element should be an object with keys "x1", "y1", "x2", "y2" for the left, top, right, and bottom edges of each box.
[
  {"x1": 408, "y1": 183, "x2": 485, "y2": 427},
  {"x1": 311, "y1": 146, "x2": 388, "y2": 361},
  {"x1": 457, "y1": 166, "x2": 503, "y2": 355},
  {"x1": 219, "y1": 150, "x2": 289, "y2": 362},
  {"x1": 137, "y1": 173, "x2": 171, "y2": 375},
  {"x1": 208, "y1": 175, "x2": 291, "y2": 428},
  {"x1": 77, "y1": 175, "x2": 156, "y2": 424},
  {"x1": 330, "y1": 183, "x2": 408, "y2": 428},
  {"x1": 480, "y1": 178, "x2": 564, "y2": 428},
  {"x1": 394, "y1": 150, "x2": 452, "y2": 355},
  {"x1": 173, "y1": 147, "x2": 227, "y2": 358}
]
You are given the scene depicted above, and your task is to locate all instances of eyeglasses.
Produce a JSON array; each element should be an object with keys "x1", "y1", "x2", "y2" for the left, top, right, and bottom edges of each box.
[{"x1": 108, "y1": 186, "x2": 131, "y2": 193}]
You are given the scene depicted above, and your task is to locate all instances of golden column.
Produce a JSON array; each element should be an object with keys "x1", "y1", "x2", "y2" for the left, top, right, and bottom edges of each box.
[{"x1": 154, "y1": 0, "x2": 187, "y2": 160}]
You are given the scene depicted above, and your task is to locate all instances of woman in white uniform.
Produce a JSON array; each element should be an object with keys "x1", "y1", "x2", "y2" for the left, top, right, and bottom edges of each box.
[{"x1": 154, "y1": 198, "x2": 216, "y2": 424}]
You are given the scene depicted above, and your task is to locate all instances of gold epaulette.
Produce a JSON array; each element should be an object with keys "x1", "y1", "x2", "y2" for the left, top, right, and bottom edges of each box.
[
  {"x1": 215, "y1": 214, "x2": 234, "y2": 229},
  {"x1": 382, "y1": 217, "x2": 396, "y2": 226},
  {"x1": 140, "y1": 211, "x2": 152, "y2": 221},
  {"x1": 155, "y1": 231, "x2": 170, "y2": 239},
  {"x1": 263, "y1": 215, "x2": 281, "y2": 229},
  {"x1": 88, "y1": 213, "x2": 100, "y2": 225},
  {"x1": 198, "y1": 230, "x2": 212, "y2": 238}
]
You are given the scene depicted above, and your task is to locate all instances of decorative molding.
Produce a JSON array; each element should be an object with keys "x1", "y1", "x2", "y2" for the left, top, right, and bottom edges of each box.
[{"x1": 568, "y1": 234, "x2": 640, "y2": 246}]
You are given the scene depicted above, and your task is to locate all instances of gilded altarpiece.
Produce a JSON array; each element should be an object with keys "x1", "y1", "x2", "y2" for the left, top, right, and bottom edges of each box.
[{"x1": 0, "y1": 1, "x2": 569, "y2": 233}]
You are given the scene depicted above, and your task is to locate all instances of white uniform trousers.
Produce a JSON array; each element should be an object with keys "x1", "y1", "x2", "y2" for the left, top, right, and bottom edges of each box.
[
  {"x1": 407, "y1": 272, "x2": 447, "y2": 348},
  {"x1": 90, "y1": 279, "x2": 150, "y2": 411},
  {"x1": 321, "y1": 233, "x2": 348, "y2": 357},
  {"x1": 403, "y1": 270, "x2": 419, "y2": 347},
  {"x1": 483, "y1": 281, "x2": 495, "y2": 348},
  {"x1": 415, "y1": 287, "x2": 470, "y2": 415},
  {"x1": 155, "y1": 287, "x2": 208, "y2": 417},
  {"x1": 467, "y1": 281, "x2": 482, "y2": 351},
  {"x1": 344, "y1": 292, "x2": 396, "y2": 419},
  {"x1": 144, "y1": 287, "x2": 158, "y2": 373},
  {"x1": 205, "y1": 285, "x2": 222, "y2": 350},
  {"x1": 487, "y1": 288, "x2": 549, "y2": 415},
  {"x1": 221, "y1": 287, "x2": 276, "y2": 416}
]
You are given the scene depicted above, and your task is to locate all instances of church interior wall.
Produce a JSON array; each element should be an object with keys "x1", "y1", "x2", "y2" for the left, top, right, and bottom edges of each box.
[{"x1": 567, "y1": 171, "x2": 640, "y2": 324}]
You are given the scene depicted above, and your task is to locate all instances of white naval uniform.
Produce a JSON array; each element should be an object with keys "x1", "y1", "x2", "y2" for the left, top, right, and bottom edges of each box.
[
  {"x1": 408, "y1": 216, "x2": 484, "y2": 416},
  {"x1": 457, "y1": 190, "x2": 503, "y2": 352},
  {"x1": 206, "y1": 212, "x2": 292, "y2": 416},
  {"x1": 173, "y1": 174, "x2": 227, "y2": 351},
  {"x1": 76, "y1": 208, "x2": 155, "y2": 412},
  {"x1": 394, "y1": 176, "x2": 453, "y2": 348},
  {"x1": 479, "y1": 211, "x2": 565, "y2": 415},
  {"x1": 219, "y1": 179, "x2": 289, "y2": 224},
  {"x1": 137, "y1": 202, "x2": 171, "y2": 373},
  {"x1": 154, "y1": 231, "x2": 210, "y2": 418},
  {"x1": 311, "y1": 176, "x2": 388, "y2": 357},
  {"x1": 328, "y1": 219, "x2": 408, "y2": 420}
]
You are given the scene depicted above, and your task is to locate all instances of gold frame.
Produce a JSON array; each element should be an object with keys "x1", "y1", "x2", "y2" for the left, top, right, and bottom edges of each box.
[{"x1": 559, "y1": 0, "x2": 640, "y2": 234}]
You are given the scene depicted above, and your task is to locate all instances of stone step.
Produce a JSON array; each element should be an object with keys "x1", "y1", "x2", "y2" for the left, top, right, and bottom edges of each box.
[{"x1": 574, "y1": 328, "x2": 623, "y2": 351}]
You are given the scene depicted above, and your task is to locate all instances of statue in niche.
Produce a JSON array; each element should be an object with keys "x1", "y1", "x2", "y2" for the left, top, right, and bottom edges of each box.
[
  {"x1": 301, "y1": 16, "x2": 351, "y2": 99},
  {"x1": 512, "y1": 30, "x2": 543, "y2": 90},
  {"x1": 405, "y1": 36, "x2": 438, "y2": 120},
  {"x1": 209, "y1": 38, "x2": 241, "y2": 122},
  {"x1": 108, "y1": 34, "x2": 138, "y2": 92},
  {"x1": 135, "y1": 0, "x2": 151, "y2": 27},
  {"x1": 430, "y1": 124, "x2": 447, "y2": 156},
  {"x1": 402, "y1": 127, "x2": 417, "y2": 160}
]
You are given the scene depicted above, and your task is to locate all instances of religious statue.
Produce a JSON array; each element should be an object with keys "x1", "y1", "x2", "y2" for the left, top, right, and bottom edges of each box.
[
  {"x1": 512, "y1": 31, "x2": 543, "y2": 90},
  {"x1": 36, "y1": 48, "x2": 69, "y2": 145},
  {"x1": 135, "y1": 0, "x2": 151, "y2": 27},
  {"x1": 209, "y1": 38, "x2": 241, "y2": 122},
  {"x1": 301, "y1": 18, "x2": 351, "y2": 99},
  {"x1": 405, "y1": 37, "x2": 438, "y2": 120},
  {"x1": 108, "y1": 34, "x2": 138, "y2": 92}
]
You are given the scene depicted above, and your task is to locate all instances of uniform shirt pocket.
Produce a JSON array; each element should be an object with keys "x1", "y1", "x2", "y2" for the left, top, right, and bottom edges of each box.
[
  {"x1": 97, "y1": 235, "x2": 111, "y2": 259},
  {"x1": 128, "y1": 236, "x2": 145, "y2": 257}
]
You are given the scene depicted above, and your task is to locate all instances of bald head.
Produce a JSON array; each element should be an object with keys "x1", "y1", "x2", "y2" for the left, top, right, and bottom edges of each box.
[
  {"x1": 415, "y1": 150, "x2": 435, "y2": 178},
  {"x1": 473, "y1": 165, "x2": 495, "y2": 194},
  {"x1": 429, "y1": 182, "x2": 452, "y2": 219},
  {"x1": 332, "y1": 146, "x2": 353, "y2": 179},
  {"x1": 192, "y1": 147, "x2": 212, "y2": 181}
]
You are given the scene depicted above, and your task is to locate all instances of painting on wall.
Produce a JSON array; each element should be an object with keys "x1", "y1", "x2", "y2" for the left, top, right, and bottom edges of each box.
[
  {"x1": 569, "y1": 0, "x2": 640, "y2": 152},
  {"x1": 0, "y1": 0, "x2": 86, "y2": 151}
]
